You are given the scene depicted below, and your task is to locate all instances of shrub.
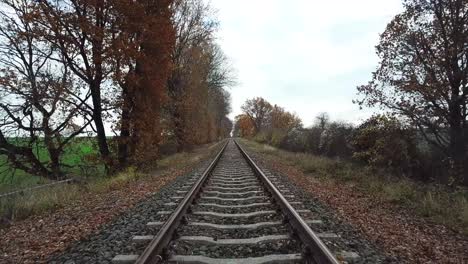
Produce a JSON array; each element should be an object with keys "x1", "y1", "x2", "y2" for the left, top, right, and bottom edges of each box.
[
  {"x1": 319, "y1": 121, "x2": 354, "y2": 158},
  {"x1": 304, "y1": 127, "x2": 322, "y2": 154},
  {"x1": 351, "y1": 115, "x2": 420, "y2": 175},
  {"x1": 279, "y1": 129, "x2": 308, "y2": 152},
  {"x1": 253, "y1": 131, "x2": 269, "y2": 144},
  {"x1": 270, "y1": 130, "x2": 287, "y2": 147}
]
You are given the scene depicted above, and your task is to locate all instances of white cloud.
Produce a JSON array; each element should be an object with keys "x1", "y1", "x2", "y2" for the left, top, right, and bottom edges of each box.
[{"x1": 211, "y1": 0, "x2": 403, "y2": 126}]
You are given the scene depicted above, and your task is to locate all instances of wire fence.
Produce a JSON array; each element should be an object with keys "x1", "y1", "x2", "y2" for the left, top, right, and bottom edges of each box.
[{"x1": 0, "y1": 179, "x2": 75, "y2": 199}]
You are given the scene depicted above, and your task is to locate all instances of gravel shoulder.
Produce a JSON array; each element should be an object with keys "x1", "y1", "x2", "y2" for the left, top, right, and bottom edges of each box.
[
  {"x1": 241, "y1": 141, "x2": 468, "y2": 264},
  {"x1": 0, "y1": 143, "x2": 221, "y2": 264},
  {"x1": 48, "y1": 161, "x2": 212, "y2": 264},
  {"x1": 5, "y1": 139, "x2": 465, "y2": 263},
  {"x1": 12, "y1": 140, "x2": 392, "y2": 264}
]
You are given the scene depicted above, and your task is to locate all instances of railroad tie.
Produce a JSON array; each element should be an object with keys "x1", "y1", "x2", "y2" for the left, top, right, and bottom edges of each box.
[{"x1": 113, "y1": 140, "x2": 346, "y2": 264}]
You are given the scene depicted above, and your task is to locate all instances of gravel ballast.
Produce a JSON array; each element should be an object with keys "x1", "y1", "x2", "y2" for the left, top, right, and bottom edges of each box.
[
  {"x1": 50, "y1": 140, "x2": 396, "y2": 263},
  {"x1": 49, "y1": 162, "x2": 211, "y2": 264},
  {"x1": 241, "y1": 142, "x2": 401, "y2": 264}
]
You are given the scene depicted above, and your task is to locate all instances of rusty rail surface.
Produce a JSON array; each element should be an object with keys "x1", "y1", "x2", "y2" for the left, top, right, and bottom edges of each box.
[
  {"x1": 135, "y1": 140, "x2": 229, "y2": 264},
  {"x1": 235, "y1": 140, "x2": 340, "y2": 264},
  {"x1": 134, "y1": 139, "x2": 339, "y2": 264}
]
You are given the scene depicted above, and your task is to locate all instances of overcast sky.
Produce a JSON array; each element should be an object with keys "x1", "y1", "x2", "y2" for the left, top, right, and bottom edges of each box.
[{"x1": 210, "y1": 0, "x2": 403, "y2": 126}]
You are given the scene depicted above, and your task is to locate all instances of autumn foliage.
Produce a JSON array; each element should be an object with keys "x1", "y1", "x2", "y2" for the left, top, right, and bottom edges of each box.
[
  {"x1": 235, "y1": 97, "x2": 459, "y2": 185},
  {"x1": 166, "y1": 0, "x2": 234, "y2": 151},
  {"x1": 234, "y1": 114, "x2": 255, "y2": 138},
  {"x1": 235, "y1": 97, "x2": 302, "y2": 146},
  {"x1": 357, "y1": 0, "x2": 468, "y2": 184},
  {"x1": 351, "y1": 115, "x2": 420, "y2": 175},
  {"x1": 234, "y1": 1, "x2": 467, "y2": 186},
  {"x1": 0, "y1": 0, "x2": 233, "y2": 179}
]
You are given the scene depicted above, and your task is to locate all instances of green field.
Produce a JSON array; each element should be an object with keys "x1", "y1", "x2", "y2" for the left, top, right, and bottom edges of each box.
[
  {"x1": 0, "y1": 141, "x2": 221, "y2": 224},
  {"x1": 0, "y1": 137, "x2": 105, "y2": 193}
]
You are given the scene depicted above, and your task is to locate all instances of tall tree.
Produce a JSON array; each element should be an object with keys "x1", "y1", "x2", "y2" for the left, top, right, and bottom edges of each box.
[
  {"x1": 0, "y1": 0, "x2": 92, "y2": 179},
  {"x1": 234, "y1": 114, "x2": 255, "y2": 138},
  {"x1": 113, "y1": 0, "x2": 175, "y2": 167},
  {"x1": 167, "y1": 0, "x2": 232, "y2": 150},
  {"x1": 241, "y1": 97, "x2": 272, "y2": 133},
  {"x1": 356, "y1": 0, "x2": 468, "y2": 184},
  {"x1": 268, "y1": 105, "x2": 302, "y2": 133},
  {"x1": 37, "y1": 0, "x2": 122, "y2": 167}
]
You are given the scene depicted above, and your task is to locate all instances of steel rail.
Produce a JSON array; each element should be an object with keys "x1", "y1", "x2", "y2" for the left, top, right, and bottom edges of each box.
[
  {"x1": 135, "y1": 140, "x2": 229, "y2": 264},
  {"x1": 234, "y1": 140, "x2": 340, "y2": 264}
]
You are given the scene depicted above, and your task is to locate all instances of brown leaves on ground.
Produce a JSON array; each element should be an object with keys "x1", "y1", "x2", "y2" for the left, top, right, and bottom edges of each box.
[
  {"x1": 0, "y1": 167, "x2": 190, "y2": 263},
  {"x1": 253, "y1": 154, "x2": 468, "y2": 264}
]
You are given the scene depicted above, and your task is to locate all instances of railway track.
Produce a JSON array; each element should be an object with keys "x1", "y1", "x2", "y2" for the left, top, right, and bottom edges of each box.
[{"x1": 112, "y1": 140, "x2": 359, "y2": 264}]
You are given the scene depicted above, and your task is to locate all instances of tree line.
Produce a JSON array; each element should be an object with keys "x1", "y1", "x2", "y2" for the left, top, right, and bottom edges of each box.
[
  {"x1": 235, "y1": 95, "x2": 466, "y2": 185},
  {"x1": 357, "y1": 0, "x2": 467, "y2": 185},
  {"x1": 236, "y1": 0, "x2": 468, "y2": 186},
  {"x1": 0, "y1": 0, "x2": 233, "y2": 180}
]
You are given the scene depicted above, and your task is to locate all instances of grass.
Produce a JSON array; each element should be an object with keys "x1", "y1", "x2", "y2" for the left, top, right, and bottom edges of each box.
[
  {"x1": 1, "y1": 184, "x2": 82, "y2": 221},
  {"x1": 240, "y1": 139, "x2": 468, "y2": 234},
  {"x1": 0, "y1": 137, "x2": 104, "y2": 193},
  {"x1": 0, "y1": 141, "x2": 222, "y2": 224}
]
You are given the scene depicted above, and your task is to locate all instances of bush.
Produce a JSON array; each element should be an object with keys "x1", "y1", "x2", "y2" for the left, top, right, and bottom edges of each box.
[
  {"x1": 304, "y1": 127, "x2": 322, "y2": 154},
  {"x1": 253, "y1": 131, "x2": 269, "y2": 144},
  {"x1": 319, "y1": 121, "x2": 354, "y2": 158},
  {"x1": 270, "y1": 130, "x2": 287, "y2": 147},
  {"x1": 279, "y1": 129, "x2": 308, "y2": 152},
  {"x1": 351, "y1": 115, "x2": 420, "y2": 175},
  {"x1": 240, "y1": 138, "x2": 468, "y2": 234}
]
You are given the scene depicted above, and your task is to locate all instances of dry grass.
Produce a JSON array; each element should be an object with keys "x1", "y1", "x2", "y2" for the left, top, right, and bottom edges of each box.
[
  {"x1": 0, "y1": 141, "x2": 222, "y2": 224},
  {"x1": 1, "y1": 184, "x2": 81, "y2": 222},
  {"x1": 241, "y1": 139, "x2": 468, "y2": 234}
]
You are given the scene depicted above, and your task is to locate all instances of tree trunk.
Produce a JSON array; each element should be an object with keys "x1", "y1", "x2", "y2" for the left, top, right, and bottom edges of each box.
[
  {"x1": 48, "y1": 148, "x2": 62, "y2": 180},
  {"x1": 448, "y1": 95, "x2": 466, "y2": 185},
  {"x1": 118, "y1": 85, "x2": 132, "y2": 167},
  {"x1": 44, "y1": 135, "x2": 62, "y2": 179},
  {"x1": 168, "y1": 76, "x2": 186, "y2": 152},
  {"x1": 464, "y1": 152, "x2": 468, "y2": 186},
  {"x1": 90, "y1": 81, "x2": 110, "y2": 165},
  {"x1": 173, "y1": 106, "x2": 186, "y2": 152},
  {"x1": 90, "y1": 3, "x2": 111, "y2": 171},
  {"x1": 42, "y1": 116, "x2": 63, "y2": 179},
  {"x1": 0, "y1": 132, "x2": 52, "y2": 179}
]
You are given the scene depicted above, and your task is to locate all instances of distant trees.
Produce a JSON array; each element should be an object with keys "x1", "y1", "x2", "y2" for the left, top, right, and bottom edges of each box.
[
  {"x1": 318, "y1": 121, "x2": 353, "y2": 158},
  {"x1": 285, "y1": 113, "x2": 352, "y2": 158},
  {"x1": 356, "y1": 0, "x2": 468, "y2": 184},
  {"x1": 351, "y1": 115, "x2": 419, "y2": 175},
  {"x1": 269, "y1": 105, "x2": 302, "y2": 133},
  {"x1": 166, "y1": 0, "x2": 234, "y2": 151},
  {"x1": 264, "y1": 105, "x2": 302, "y2": 146},
  {"x1": 234, "y1": 114, "x2": 256, "y2": 138},
  {"x1": 236, "y1": 97, "x2": 302, "y2": 147},
  {"x1": 241, "y1": 97, "x2": 273, "y2": 134},
  {"x1": 234, "y1": 99, "x2": 445, "y2": 183},
  {"x1": 0, "y1": 0, "x2": 233, "y2": 179}
]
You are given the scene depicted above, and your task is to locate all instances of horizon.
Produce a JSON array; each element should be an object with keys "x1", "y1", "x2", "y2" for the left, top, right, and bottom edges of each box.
[{"x1": 211, "y1": 0, "x2": 403, "y2": 126}]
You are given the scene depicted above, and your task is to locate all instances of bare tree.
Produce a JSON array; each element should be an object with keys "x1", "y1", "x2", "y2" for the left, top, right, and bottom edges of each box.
[
  {"x1": 37, "y1": 0, "x2": 118, "y2": 166},
  {"x1": 0, "y1": 0, "x2": 92, "y2": 179},
  {"x1": 241, "y1": 97, "x2": 273, "y2": 133},
  {"x1": 166, "y1": 0, "x2": 233, "y2": 150},
  {"x1": 356, "y1": 0, "x2": 468, "y2": 184}
]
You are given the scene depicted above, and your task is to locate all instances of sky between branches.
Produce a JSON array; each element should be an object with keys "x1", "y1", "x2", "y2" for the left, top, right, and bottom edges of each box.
[{"x1": 211, "y1": 0, "x2": 403, "y2": 126}]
